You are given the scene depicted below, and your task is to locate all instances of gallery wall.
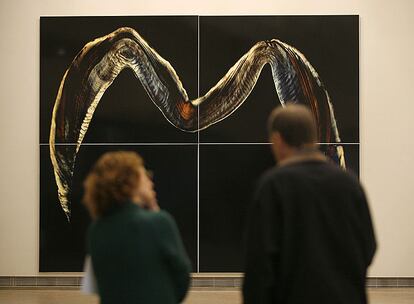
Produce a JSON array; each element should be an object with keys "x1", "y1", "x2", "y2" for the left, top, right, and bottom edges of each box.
[{"x1": 0, "y1": 0, "x2": 413, "y2": 276}]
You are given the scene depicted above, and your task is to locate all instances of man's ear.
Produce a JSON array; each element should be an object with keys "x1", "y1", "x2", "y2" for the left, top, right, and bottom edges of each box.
[
  {"x1": 270, "y1": 132, "x2": 282, "y2": 146},
  {"x1": 269, "y1": 132, "x2": 282, "y2": 162}
]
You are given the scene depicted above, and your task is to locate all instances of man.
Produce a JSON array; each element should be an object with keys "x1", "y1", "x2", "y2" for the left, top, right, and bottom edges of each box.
[{"x1": 243, "y1": 104, "x2": 376, "y2": 304}]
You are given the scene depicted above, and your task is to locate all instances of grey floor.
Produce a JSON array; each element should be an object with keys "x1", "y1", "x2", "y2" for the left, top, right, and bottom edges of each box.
[{"x1": 0, "y1": 288, "x2": 413, "y2": 304}]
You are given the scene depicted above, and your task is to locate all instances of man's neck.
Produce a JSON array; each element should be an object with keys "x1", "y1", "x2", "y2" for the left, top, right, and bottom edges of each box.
[{"x1": 278, "y1": 145, "x2": 326, "y2": 167}]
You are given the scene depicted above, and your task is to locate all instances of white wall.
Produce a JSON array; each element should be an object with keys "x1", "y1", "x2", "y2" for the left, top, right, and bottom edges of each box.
[{"x1": 0, "y1": 0, "x2": 413, "y2": 276}]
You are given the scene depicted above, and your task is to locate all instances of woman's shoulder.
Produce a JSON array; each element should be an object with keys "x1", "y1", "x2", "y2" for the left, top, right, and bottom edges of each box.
[
  {"x1": 138, "y1": 210, "x2": 179, "y2": 238},
  {"x1": 140, "y1": 209, "x2": 175, "y2": 226}
]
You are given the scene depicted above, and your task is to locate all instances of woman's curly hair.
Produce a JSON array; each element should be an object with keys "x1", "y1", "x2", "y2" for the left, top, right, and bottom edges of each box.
[{"x1": 83, "y1": 151, "x2": 144, "y2": 218}]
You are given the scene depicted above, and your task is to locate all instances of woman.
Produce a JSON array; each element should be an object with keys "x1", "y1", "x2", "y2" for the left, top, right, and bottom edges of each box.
[{"x1": 83, "y1": 151, "x2": 191, "y2": 304}]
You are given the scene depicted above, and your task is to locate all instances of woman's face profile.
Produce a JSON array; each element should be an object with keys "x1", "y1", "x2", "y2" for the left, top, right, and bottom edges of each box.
[{"x1": 134, "y1": 167, "x2": 157, "y2": 208}]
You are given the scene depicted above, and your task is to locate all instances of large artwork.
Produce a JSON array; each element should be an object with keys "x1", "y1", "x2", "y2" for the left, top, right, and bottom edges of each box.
[{"x1": 40, "y1": 16, "x2": 359, "y2": 272}]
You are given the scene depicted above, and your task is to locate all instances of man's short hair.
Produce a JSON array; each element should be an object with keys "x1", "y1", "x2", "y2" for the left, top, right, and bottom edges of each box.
[{"x1": 268, "y1": 103, "x2": 317, "y2": 148}]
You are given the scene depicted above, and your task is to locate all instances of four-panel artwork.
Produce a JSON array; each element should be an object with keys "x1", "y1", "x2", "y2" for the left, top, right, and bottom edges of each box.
[{"x1": 40, "y1": 15, "x2": 359, "y2": 272}]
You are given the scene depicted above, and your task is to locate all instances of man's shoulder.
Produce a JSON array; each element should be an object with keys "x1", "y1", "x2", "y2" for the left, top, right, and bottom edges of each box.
[
  {"x1": 261, "y1": 161, "x2": 359, "y2": 186},
  {"x1": 257, "y1": 166, "x2": 280, "y2": 188}
]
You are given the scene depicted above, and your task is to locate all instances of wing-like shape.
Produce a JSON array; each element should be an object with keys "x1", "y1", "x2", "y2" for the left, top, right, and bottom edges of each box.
[{"x1": 49, "y1": 27, "x2": 344, "y2": 220}]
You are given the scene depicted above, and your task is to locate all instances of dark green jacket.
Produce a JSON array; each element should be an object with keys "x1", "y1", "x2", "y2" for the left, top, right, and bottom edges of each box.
[{"x1": 87, "y1": 202, "x2": 191, "y2": 304}]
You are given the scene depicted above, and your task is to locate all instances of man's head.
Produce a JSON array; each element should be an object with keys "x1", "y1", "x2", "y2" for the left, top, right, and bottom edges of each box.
[{"x1": 268, "y1": 104, "x2": 318, "y2": 162}]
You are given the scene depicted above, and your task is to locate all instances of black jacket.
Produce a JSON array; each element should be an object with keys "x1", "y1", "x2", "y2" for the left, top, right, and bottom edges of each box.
[{"x1": 243, "y1": 158, "x2": 376, "y2": 304}]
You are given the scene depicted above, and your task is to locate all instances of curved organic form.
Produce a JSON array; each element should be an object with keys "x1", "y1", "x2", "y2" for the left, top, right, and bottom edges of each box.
[{"x1": 49, "y1": 27, "x2": 345, "y2": 221}]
